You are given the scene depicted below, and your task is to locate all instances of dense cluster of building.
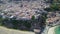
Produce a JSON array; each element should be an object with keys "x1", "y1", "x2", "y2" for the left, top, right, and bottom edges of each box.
[
  {"x1": 46, "y1": 11, "x2": 60, "y2": 26},
  {"x1": 0, "y1": 0, "x2": 49, "y2": 20}
]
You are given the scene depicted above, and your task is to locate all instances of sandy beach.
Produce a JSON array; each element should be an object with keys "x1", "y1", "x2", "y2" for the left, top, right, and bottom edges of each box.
[
  {"x1": 0, "y1": 26, "x2": 35, "y2": 34},
  {"x1": 48, "y1": 26, "x2": 57, "y2": 34}
]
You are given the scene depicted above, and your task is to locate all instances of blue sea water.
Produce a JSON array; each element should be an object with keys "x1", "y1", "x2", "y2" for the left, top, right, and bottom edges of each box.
[{"x1": 55, "y1": 26, "x2": 60, "y2": 34}]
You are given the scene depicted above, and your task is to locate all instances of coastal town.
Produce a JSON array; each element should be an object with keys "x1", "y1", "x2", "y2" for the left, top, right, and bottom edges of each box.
[{"x1": 0, "y1": 0, "x2": 60, "y2": 34}]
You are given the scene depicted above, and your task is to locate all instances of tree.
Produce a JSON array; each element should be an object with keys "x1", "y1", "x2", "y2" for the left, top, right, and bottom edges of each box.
[
  {"x1": 31, "y1": 15, "x2": 35, "y2": 20},
  {"x1": 44, "y1": 0, "x2": 60, "y2": 11},
  {"x1": 0, "y1": 16, "x2": 5, "y2": 26}
]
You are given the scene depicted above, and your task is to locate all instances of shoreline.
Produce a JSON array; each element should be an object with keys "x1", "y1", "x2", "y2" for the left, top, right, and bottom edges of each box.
[{"x1": 48, "y1": 26, "x2": 57, "y2": 34}]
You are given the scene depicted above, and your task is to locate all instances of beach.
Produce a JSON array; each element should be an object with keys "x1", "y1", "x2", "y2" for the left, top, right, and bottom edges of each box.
[
  {"x1": 0, "y1": 26, "x2": 35, "y2": 34},
  {"x1": 48, "y1": 26, "x2": 57, "y2": 34}
]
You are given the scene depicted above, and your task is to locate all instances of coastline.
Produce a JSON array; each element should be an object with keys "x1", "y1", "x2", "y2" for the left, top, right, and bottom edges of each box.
[{"x1": 48, "y1": 26, "x2": 57, "y2": 34}]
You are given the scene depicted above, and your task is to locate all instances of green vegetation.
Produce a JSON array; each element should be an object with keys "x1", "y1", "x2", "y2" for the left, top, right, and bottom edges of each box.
[
  {"x1": 0, "y1": 15, "x2": 46, "y2": 31},
  {"x1": 42, "y1": 13, "x2": 47, "y2": 25},
  {"x1": 53, "y1": 0, "x2": 60, "y2": 3},
  {"x1": 31, "y1": 15, "x2": 35, "y2": 20},
  {"x1": 0, "y1": 16, "x2": 5, "y2": 26},
  {"x1": 0, "y1": 17, "x2": 3, "y2": 26},
  {"x1": 44, "y1": 0, "x2": 60, "y2": 11},
  {"x1": 23, "y1": 21, "x2": 31, "y2": 28}
]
